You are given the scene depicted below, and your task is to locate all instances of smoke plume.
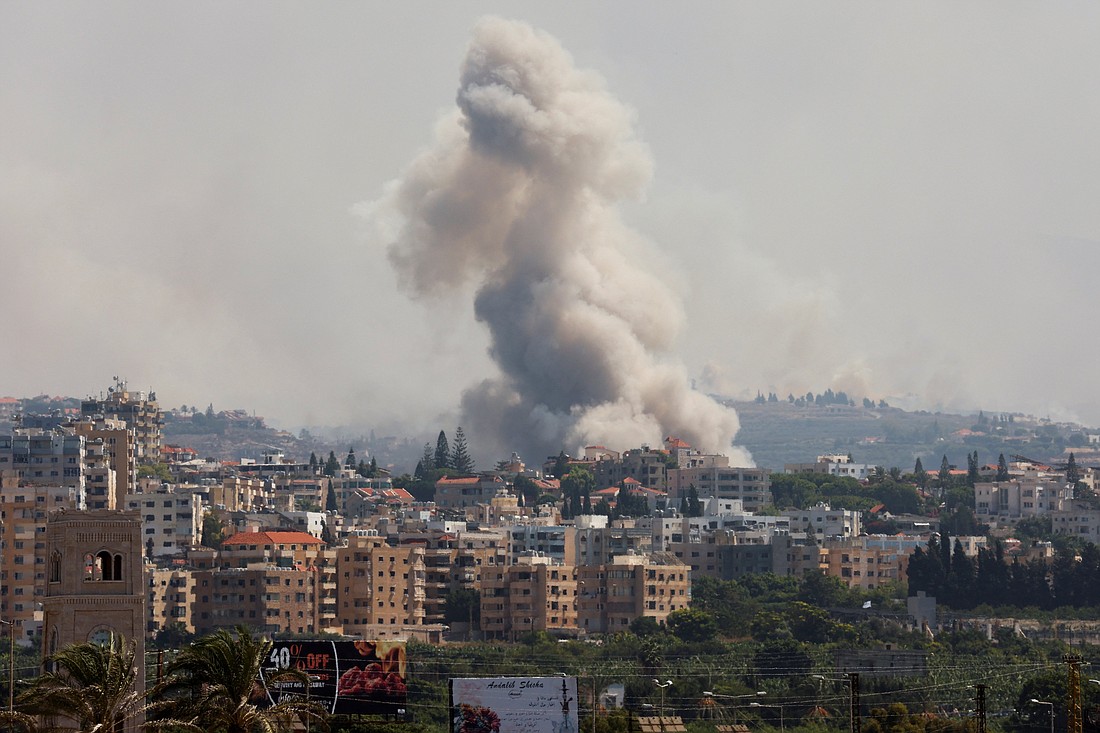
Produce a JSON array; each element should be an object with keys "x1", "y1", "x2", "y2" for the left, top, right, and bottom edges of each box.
[{"x1": 374, "y1": 17, "x2": 749, "y2": 464}]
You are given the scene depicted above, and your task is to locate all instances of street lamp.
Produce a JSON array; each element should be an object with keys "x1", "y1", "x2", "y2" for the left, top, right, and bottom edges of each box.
[
  {"x1": 653, "y1": 680, "x2": 673, "y2": 717},
  {"x1": 814, "y1": 674, "x2": 859, "y2": 733},
  {"x1": 1029, "y1": 699, "x2": 1054, "y2": 733},
  {"x1": 750, "y1": 702, "x2": 785, "y2": 732}
]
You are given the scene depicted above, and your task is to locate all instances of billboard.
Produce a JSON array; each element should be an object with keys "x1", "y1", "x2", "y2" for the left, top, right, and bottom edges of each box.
[
  {"x1": 450, "y1": 677, "x2": 578, "y2": 733},
  {"x1": 260, "y1": 640, "x2": 407, "y2": 715}
]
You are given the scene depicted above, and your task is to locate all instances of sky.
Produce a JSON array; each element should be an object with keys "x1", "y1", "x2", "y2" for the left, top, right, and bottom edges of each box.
[{"x1": 3, "y1": 3, "x2": 1100, "y2": 461}]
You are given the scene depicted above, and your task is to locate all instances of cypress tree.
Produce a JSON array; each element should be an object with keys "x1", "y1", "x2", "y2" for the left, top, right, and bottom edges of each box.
[
  {"x1": 434, "y1": 430, "x2": 451, "y2": 470},
  {"x1": 344, "y1": 448, "x2": 357, "y2": 469},
  {"x1": 325, "y1": 480, "x2": 338, "y2": 512},
  {"x1": 1068, "y1": 452, "x2": 1081, "y2": 486},
  {"x1": 996, "y1": 453, "x2": 1009, "y2": 482},
  {"x1": 324, "y1": 451, "x2": 340, "y2": 477},
  {"x1": 938, "y1": 455, "x2": 951, "y2": 490},
  {"x1": 914, "y1": 457, "x2": 927, "y2": 489},
  {"x1": 421, "y1": 443, "x2": 435, "y2": 473}
]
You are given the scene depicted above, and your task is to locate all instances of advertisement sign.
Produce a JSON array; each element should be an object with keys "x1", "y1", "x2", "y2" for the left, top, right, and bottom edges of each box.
[
  {"x1": 260, "y1": 640, "x2": 407, "y2": 715},
  {"x1": 450, "y1": 677, "x2": 578, "y2": 733}
]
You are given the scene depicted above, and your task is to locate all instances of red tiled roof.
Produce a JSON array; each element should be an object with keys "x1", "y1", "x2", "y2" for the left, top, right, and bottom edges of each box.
[{"x1": 222, "y1": 530, "x2": 322, "y2": 546}]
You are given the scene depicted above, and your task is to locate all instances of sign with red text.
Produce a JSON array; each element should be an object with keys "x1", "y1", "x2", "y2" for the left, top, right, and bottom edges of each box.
[{"x1": 260, "y1": 640, "x2": 407, "y2": 715}]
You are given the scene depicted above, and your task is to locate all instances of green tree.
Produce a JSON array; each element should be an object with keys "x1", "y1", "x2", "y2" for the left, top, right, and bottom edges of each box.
[
  {"x1": 938, "y1": 455, "x2": 951, "y2": 490},
  {"x1": 137, "y1": 462, "x2": 173, "y2": 483},
  {"x1": 913, "y1": 457, "x2": 927, "y2": 489},
  {"x1": 323, "y1": 451, "x2": 340, "y2": 477},
  {"x1": 686, "y1": 484, "x2": 703, "y2": 517},
  {"x1": 444, "y1": 587, "x2": 482, "y2": 628},
  {"x1": 996, "y1": 453, "x2": 1009, "y2": 482},
  {"x1": 666, "y1": 608, "x2": 718, "y2": 643},
  {"x1": 451, "y1": 427, "x2": 474, "y2": 474},
  {"x1": 159, "y1": 626, "x2": 321, "y2": 733},
  {"x1": 13, "y1": 636, "x2": 154, "y2": 733},
  {"x1": 1068, "y1": 452, "x2": 1080, "y2": 486},
  {"x1": 562, "y1": 467, "x2": 595, "y2": 519},
  {"x1": 201, "y1": 513, "x2": 227, "y2": 549},
  {"x1": 344, "y1": 447, "x2": 357, "y2": 469},
  {"x1": 325, "y1": 480, "x2": 338, "y2": 513},
  {"x1": 434, "y1": 430, "x2": 451, "y2": 470}
]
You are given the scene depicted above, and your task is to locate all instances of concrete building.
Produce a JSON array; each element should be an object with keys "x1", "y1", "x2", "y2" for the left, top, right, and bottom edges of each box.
[
  {"x1": 434, "y1": 475, "x2": 513, "y2": 511},
  {"x1": 336, "y1": 531, "x2": 427, "y2": 637},
  {"x1": 146, "y1": 566, "x2": 197, "y2": 635},
  {"x1": 666, "y1": 466, "x2": 771, "y2": 513},
  {"x1": 782, "y1": 504, "x2": 862, "y2": 542},
  {"x1": 123, "y1": 484, "x2": 203, "y2": 558},
  {"x1": 974, "y1": 478, "x2": 1072, "y2": 523},
  {"x1": 576, "y1": 551, "x2": 690, "y2": 634},
  {"x1": 0, "y1": 477, "x2": 83, "y2": 644},
  {"x1": 80, "y1": 379, "x2": 163, "y2": 465},
  {"x1": 481, "y1": 554, "x2": 579, "y2": 641},
  {"x1": 785, "y1": 454, "x2": 874, "y2": 481}
]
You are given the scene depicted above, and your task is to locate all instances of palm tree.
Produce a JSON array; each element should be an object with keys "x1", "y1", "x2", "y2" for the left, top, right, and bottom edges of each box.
[
  {"x1": 9, "y1": 635, "x2": 148, "y2": 733},
  {"x1": 158, "y1": 626, "x2": 323, "y2": 733}
]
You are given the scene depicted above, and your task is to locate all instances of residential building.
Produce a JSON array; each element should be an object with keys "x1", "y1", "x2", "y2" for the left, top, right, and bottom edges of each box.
[
  {"x1": 480, "y1": 554, "x2": 579, "y2": 641},
  {"x1": 666, "y1": 466, "x2": 772, "y2": 514},
  {"x1": 123, "y1": 483, "x2": 203, "y2": 558},
  {"x1": 80, "y1": 379, "x2": 162, "y2": 465},
  {"x1": 576, "y1": 552, "x2": 690, "y2": 634},
  {"x1": 336, "y1": 531, "x2": 426, "y2": 637}
]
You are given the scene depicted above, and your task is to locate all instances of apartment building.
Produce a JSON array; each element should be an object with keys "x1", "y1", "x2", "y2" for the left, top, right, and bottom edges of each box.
[
  {"x1": 80, "y1": 380, "x2": 162, "y2": 464},
  {"x1": 782, "y1": 504, "x2": 862, "y2": 542},
  {"x1": 785, "y1": 454, "x2": 874, "y2": 481},
  {"x1": 146, "y1": 566, "x2": 197, "y2": 635},
  {"x1": 70, "y1": 416, "x2": 133, "y2": 508},
  {"x1": 481, "y1": 554, "x2": 579, "y2": 641},
  {"x1": 576, "y1": 552, "x2": 690, "y2": 634},
  {"x1": 666, "y1": 466, "x2": 771, "y2": 513},
  {"x1": 123, "y1": 484, "x2": 203, "y2": 558},
  {"x1": 0, "y1": 476, "x2": 84, "y2": 644},
  {"x1": 336, "y1": 531, "x2": 426, "y2": 636},
  {"x1": 822, "y1": 537, "x2": 907, "y2": 590},
  {"x1": 594, "y1": 447, "x2": 673, "y2": 492},
  {"x1": 434, "y1": 475, "x2": 512, "y2": 511},
  {"x1": 974, "y1": 478, "x2": 1072, "y2": 523}
]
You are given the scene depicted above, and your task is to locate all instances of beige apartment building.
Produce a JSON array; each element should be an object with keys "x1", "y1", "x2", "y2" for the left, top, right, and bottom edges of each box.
[
  {"x1": 481, "y1": 554, "x2": 579, "y2": 641},
  {"x1": 146, "y1": 565, "x2": 197, "y2": 635},
  {"x1": 70, "y1": 417, "x2": 133, "y2": 508},
  {"x1": 576, "y1": 552, "x2": 690, "y2": 634},
  {"x1": 336, "y1": 531, "x2": 427, "y2": 637}
]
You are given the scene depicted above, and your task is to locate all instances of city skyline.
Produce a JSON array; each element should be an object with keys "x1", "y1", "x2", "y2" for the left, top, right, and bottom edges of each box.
[{"x1": 4, "y1": 4, "x2": 1099, "y2": 447}]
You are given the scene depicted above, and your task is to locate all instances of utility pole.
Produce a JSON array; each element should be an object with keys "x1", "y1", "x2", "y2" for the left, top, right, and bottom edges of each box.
[
  {"x1": 975, "y1": 684, "x2": 987, "y2": 733},
  {"x1": 1067, "y1": 654, "x2": 1083, "y2": 733},
  {"x1": 848, "y1": 672, "x2": 860, "y2": 733}
]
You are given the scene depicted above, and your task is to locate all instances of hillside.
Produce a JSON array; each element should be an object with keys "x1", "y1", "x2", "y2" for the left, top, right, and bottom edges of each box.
[{"x1": 728, "y1": 398, "x2": 1098, "y2": 472}]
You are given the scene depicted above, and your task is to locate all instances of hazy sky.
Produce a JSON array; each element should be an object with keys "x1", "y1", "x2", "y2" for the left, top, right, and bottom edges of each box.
[{"x1": 4, "y1": 3, "x2": 1100, "y2": 454}]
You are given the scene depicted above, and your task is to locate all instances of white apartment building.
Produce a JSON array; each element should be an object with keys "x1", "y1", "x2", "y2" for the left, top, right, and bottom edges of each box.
[
  {"x1": 782, "y1": 503, "x2": 862, "y2": 542},
  {"x1": 124, "y1": 484, "x2": 203, "y2": 557}
]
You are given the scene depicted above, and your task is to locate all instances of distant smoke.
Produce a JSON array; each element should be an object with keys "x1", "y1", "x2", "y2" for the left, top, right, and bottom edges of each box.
[{"x1": 373, "y1": 17, "x2": 750, "y2": 464}]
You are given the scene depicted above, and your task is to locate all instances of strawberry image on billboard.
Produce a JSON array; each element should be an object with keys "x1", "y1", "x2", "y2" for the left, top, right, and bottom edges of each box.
[{"x1": 260, "y1": 639, "x2": 407, "y2": 715}]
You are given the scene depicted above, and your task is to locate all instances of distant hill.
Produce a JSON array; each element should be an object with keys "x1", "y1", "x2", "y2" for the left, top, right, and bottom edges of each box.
[{"x1": 727, "y1": 398, "x2": 1098, "y2": 472}]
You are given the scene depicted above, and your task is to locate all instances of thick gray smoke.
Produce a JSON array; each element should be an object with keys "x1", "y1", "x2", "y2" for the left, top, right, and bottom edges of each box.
[{"x1": 375, "y1": 17, "x2": 750, "y2": 464}]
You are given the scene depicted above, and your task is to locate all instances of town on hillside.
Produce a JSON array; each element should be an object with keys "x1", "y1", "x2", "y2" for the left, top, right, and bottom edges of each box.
[{"x1": 3, "y1": 380, "x2": 1100, "y2": 733}]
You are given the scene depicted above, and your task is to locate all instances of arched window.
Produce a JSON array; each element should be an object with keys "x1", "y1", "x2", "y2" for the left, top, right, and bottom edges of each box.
[
  {"x1": 97, "y1": 551, "x2": 113, "y2": 581},
  {"x1": 84, "y1": 553, "x2": 97, "y2": 581},
  {"x1": 49, "y1": 552, "x2": 61, "y2": 583}
]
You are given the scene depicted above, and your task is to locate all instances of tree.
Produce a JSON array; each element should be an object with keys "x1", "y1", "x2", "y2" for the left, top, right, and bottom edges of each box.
[
  {"x1": 14, "y1": 635, "x2": 153, "y2": 733},
  {"x1": 451, "y1": 427, "x2": 474, "y2": 473},
  {"x1": 996, "y1": 453, "x2": 1009, "y2": 482},
  {"x1": 666, "y1": 608, "x2": 718, "y2": 643},
  {"x1": 325, "y1": 480, "x2": 338, "y2": 512},
  {"x1": 552, "y1": 451, "x2": 570, "y2": 479},
  {"x1": 686, "y1": 484, "x2": 703, "y2": 517},
  {"x1": 1068, "y1": 452, "x2": 1081, "y2": 486},
  {"x1": 966, "y1": 451, "x2": 979, "y2": 487},
  {"x1": 159, "y1": 626, "x2": 321, "y2": 733},
  {"x1": 434, "y1": 430, "x2": 451, "y2": 470},
  {"x1": 938, "y1": 455, "x2": 951, "y2": 490},
  {"x1": 201, "y1": 513, "x2": 226, "y2": 549},
  {"x1": 320, "y1": 519, "x2": 334, "y2": 545},
  {"x1": 323, "y1": 451, "x2": 340, "y2": 477},
  {"x1": 562, "y1": 467, "x2": 595, "y2": 519},
  {"x1": 309, "y1": 452, "x2": 318, "y2": 472},
  {"x1": 344, "y1": 447, "x2": 357, "y2": 469}
]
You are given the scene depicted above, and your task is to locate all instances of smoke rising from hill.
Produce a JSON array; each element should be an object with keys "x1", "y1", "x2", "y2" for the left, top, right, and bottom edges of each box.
[{"x1": 374, "y1": 17, "x2": 750, "y2": 464}]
